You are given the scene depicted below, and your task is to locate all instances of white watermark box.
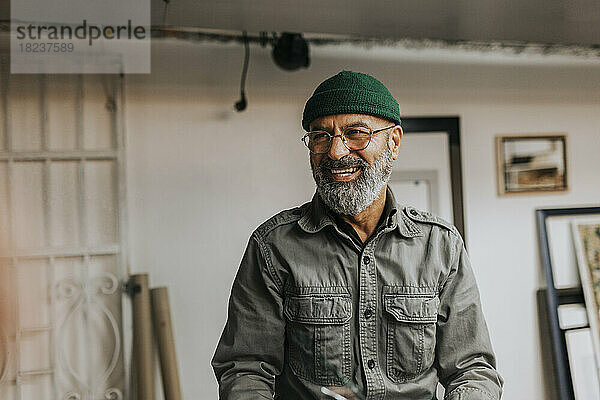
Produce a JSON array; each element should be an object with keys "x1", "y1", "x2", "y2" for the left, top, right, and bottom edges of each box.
[{"x1": 11, "y1": 0, "x2": 150, "y2": 73}]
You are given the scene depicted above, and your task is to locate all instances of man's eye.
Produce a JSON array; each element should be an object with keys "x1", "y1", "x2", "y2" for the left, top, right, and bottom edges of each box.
[
  {"x1": 311, "y1": 132, "x2": 329, "y2": 142},
  {"x1": 345, "y1": 129, "x2": 370, "y2": 138}
]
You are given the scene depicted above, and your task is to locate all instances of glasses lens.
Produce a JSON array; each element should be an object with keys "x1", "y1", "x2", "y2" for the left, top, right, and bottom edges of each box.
[
  {"x1": 305, "y1": 128, "x2": 374, "y2": 153},
  {"x1": 343, "y1": 127, "x2": 371, "y2": 150},
  {"x1": 307, "y1": 131, "x2": 331, "y2": 153}
]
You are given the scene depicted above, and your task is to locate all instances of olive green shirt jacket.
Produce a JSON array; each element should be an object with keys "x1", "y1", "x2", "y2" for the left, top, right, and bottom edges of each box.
[{"x1": 212, "y1": 188, "x2": 503, "y2": 400}]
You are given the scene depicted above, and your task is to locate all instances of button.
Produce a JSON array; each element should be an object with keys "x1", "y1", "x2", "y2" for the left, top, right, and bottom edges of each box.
[
  {"x1": 367, "y1": 359, "x2": 375, "y2": 369},
  {"x1": 363, "y1": 256, "x2": 370, "y2": 265},
  {"x1": 364, "y1": 308, "x2": 373, "y2": 319}
]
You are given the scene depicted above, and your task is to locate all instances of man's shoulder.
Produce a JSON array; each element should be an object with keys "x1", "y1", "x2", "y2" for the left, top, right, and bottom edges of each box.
[
  {"x1": 400, "y1": 205, "x2": 460, "y2": 239},
  {"x1": 253, "y1": 202, "x2": 311, "y2": 240}
]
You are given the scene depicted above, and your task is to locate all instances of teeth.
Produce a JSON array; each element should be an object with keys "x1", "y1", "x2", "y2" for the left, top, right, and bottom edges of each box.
[{"x1": 330, "y1": 167, "x2": 359, "y2": 175}]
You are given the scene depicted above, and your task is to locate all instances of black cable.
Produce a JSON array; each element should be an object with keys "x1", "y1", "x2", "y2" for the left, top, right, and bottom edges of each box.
[{"x1": 235, "y1": 31, "x2": 249, "y2": 111}]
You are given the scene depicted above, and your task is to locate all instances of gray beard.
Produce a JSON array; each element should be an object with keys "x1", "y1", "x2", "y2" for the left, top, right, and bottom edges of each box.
[{"x1": 311, "y1": 147, "x2": 394, "y2": 216}]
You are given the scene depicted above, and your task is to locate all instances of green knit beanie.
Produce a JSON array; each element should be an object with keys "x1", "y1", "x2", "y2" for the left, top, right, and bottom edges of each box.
[{"x1": 302, "y1": 71, "x2": 401, "y2": 131}]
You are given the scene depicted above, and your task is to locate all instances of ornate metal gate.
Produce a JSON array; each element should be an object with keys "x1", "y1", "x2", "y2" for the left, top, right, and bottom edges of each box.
[{"x1": 0, "y1": 60, "x2": 128, "y2": 400}]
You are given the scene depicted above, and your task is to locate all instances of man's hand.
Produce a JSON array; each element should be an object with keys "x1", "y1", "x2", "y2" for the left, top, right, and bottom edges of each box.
[{"x1": 322, "y1": 385, "x2": 361, "y2": 400}]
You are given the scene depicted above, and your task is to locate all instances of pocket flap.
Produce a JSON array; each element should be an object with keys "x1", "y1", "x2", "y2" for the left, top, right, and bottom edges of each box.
[
  {"x1": 384, "y1": 295, "x2": 439, "y2": 323},
  {"x1": 284, "y1": 295, "x2": 352, "y2": 324}
]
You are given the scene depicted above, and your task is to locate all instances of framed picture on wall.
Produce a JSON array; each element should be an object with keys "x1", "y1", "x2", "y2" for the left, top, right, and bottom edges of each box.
[
  {"x1": 496, "y1": 134, "x2": 568, "y2": 195},
  {"x1": 572, "y1": 219, "x2": 600, "y2": 384}
]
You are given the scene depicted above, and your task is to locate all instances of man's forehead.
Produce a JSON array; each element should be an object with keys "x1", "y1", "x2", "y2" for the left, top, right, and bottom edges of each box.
[{"x1": 309, "y1": 114, "x2": 387, "y2": 130}]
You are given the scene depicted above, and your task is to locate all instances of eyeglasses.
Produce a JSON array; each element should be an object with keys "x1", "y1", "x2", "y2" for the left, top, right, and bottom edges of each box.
[{"x1": 301, "y1": 125, "x2": 396, "y2": 154}]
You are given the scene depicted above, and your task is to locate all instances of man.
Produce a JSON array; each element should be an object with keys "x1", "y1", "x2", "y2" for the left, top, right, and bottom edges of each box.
[{"x1": 212, "y1": 71, "x2": 503, "y2": 400}]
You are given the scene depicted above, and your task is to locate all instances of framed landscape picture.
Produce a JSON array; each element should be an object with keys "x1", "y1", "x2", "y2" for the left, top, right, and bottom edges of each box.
[
  {"x1": 496, "y1": 134, "x2": 567, "y2": 195},
  {"x1": 572, "y1": 219, "x2": 600, "y2": 385}
]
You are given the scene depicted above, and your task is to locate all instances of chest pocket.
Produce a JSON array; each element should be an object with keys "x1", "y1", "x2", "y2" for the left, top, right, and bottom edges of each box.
[
  {"x1": 284, "y1": 292, "x2": 352, "y2": 386},
  {"x1": 383, "y1": 289, "x2": 439, "y2": 383}
]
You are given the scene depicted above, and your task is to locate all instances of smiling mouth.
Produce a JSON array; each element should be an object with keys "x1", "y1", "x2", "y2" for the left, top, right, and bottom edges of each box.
[{"x1": 329, "y1": 166, "x2": 361, "y2": 178}]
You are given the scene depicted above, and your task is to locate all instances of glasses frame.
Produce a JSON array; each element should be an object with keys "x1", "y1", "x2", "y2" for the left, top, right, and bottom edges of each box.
[{"x1": 301, "y1": 125, "x2": 397, "y2": 154}]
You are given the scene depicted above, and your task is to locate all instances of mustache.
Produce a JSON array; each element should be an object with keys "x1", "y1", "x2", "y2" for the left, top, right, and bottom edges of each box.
[{"x1": 318, "y1": 156, "x2": 369, "y2": 172}]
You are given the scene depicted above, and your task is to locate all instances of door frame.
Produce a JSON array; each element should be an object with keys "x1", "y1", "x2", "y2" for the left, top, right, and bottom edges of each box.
[{"x1": 401, "y1": 116, "x2": 465, "y2": 240}]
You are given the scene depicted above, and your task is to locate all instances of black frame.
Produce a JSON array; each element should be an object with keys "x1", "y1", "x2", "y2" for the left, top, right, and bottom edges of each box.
[
  {"x1": 401, "y1": 117, "x2": 465, "y2": 239},
  {"x1": 536, "y1": 206, "x2": 600, "y2": 400}
]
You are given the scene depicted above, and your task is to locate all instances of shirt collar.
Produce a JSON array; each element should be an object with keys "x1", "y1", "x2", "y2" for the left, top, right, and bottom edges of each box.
[
  {"x1": 298, "y1": 186, "x2": 423, "y2": 238},
  {"x1": 297, "y1": 191, "x2": 335, "y2": 233}
]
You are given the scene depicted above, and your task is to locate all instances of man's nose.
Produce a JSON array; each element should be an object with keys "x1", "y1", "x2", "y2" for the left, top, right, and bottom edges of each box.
[{"x1": 327, "y1": 135, "x2": 350, "y2": 160}]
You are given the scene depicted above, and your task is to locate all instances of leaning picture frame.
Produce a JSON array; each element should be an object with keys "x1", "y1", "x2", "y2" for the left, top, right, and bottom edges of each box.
[
  {"x1": 571, "y1": 218, "x2": 600, "y2": 384},
  {"x1": 496, "y1": 134, "x2": 568, "y2": 195},
  {"x1": 536, "y1": 206, "x2": 600, "y2": 400}
]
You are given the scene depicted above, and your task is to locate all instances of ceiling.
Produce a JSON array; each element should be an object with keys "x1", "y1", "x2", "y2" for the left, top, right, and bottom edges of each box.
[
  {"x1": 151, "y1": 0, "x2": 600, "y2": 46},
  {"x1": 0, "y1": 1, "x2": 598, "y2": 47}
]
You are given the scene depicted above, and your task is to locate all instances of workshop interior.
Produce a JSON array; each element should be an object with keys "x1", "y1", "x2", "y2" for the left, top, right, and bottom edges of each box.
[{"x1": 1, "y1": 0, "x2": 600, "y2": 399}]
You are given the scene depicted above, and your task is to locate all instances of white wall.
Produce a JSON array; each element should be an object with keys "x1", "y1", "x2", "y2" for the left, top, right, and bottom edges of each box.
[{"x1": 125, "y1": 40, "x2": 600, "y2": 399}]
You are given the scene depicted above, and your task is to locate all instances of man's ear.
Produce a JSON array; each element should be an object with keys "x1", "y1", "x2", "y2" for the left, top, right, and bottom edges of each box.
[{"x1": 389, "y1": 125, "x2": 403, "y2": 160}]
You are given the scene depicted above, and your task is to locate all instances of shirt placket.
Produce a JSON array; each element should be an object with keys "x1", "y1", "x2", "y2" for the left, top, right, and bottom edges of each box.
[{"x1": 359, "y1": 229, "x2": 388, "y2": 400}]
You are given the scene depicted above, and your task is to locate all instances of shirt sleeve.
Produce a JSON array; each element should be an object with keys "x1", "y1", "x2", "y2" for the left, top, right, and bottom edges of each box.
[
  {"x1": 436, "y1": 235, "x2": 504, "y2": 400},
  {"x1": 211, "y1": 233, "x2": 286, "y2": 399}
]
